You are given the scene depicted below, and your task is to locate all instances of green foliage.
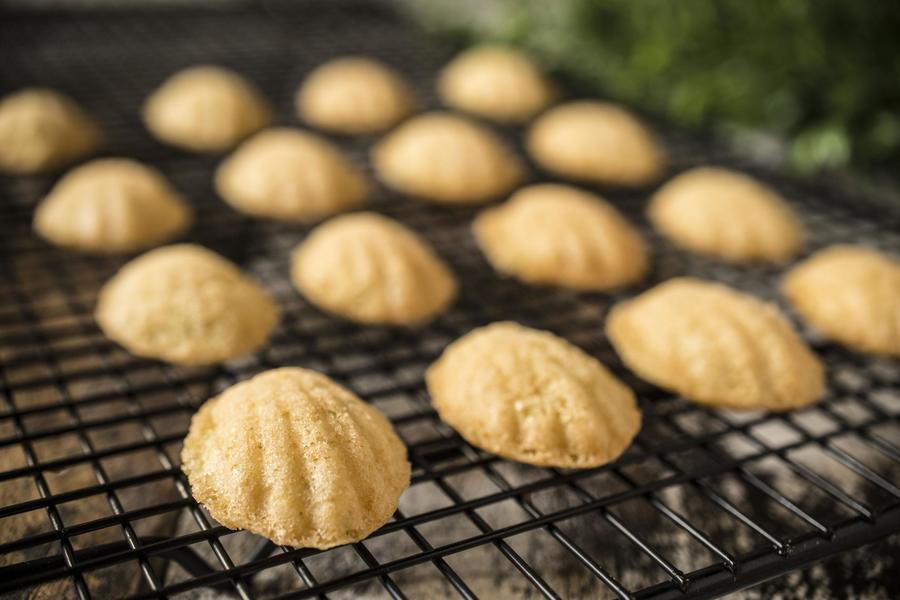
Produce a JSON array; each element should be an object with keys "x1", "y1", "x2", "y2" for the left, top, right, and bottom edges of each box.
[{"x1": 412, "y1": 0, "x2": 900, "y2": 172}]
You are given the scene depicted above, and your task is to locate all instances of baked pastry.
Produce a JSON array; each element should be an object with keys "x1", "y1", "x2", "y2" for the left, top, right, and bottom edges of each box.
[
  {"x1": 438, "y1": 45, "x2": 554, "y2": 123},
  {"x1": 33, "y1": 158, "x2": 191, "y2": 254},
  {"x1": 782, "y1": 245, "x2": 900, "y2": 356},
  {"x1": 215, "y1": 128, "x2": 368, "y2": 222},
  {"x1": 297, "y1": 57, "x2": 416, "y2": 134},
  {"x1": 182, "y1": 367, "x2": 410, "y2": 549},
  {"x1": 372, "y1": 112, "x2": 523, "y2": 204},
  {"x1": 96, "y1": 244, "x2": 279, "y2": 366},
  {"x1": 526, "y1": 101, "x2": 665, "y2": 187},
  {"x1": 0, "y1": 88, "x2": 100, "y2": 174},
  {"x1": 143, "y1": 66, "x2": 271, "y2": 152},
  {"x1": 606, "y1": 278, "x2": 825, "y2": 411},
  {"x1": 648, "y1": 167, "x2": 804, "y2": 263},
  {"x1": 426, "y1": 322, "x2": 641, "y2": 468},
  {"x1": 473, "y1": 184, "x2": 648, "y2": 291},
  {"x1": 291, "y1": 212, "x2": 457, "y2": 325}
]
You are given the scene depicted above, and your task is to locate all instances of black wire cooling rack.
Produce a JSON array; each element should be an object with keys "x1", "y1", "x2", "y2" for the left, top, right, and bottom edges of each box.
[{"x1": 1, "y1": 2, "x2": 899, "y2": 599}]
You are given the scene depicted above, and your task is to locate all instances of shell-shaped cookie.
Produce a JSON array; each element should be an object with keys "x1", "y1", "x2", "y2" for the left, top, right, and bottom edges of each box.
[
  {"x1": 182, "y1": 367, "x2": 410, "y2": 549},
  {"x1": 527, "y1": 101, "x2": 665, "y2": 187},
  {"x1": 438, "y1": 46, "x2": 554, "y2": 123},
  {"x1": 648, "y1": 167, "x2": 804, "y2": 263},
  {"x1": 96, "y1": 244, "x2": 279, "y2": 366},
  {"x1": 215, "y1": 128, "x2": 368, "y2": 222},
  {"x1": 297, "y1": 57, "x2": 416, "y2": 134},
  {"x1": 474, "y1": 184, "x2": 648, "y2": 291},
  {"x1": 33, "y1": 159, "x2": 192, "y2": 254},
  {"x1": 292, "y1": 212, "x2": 457, "y2": 325},
  {"x1": 0, "y1": 88, "x2": 101, "y2": 174},
  {"x1": 606, "y1": 278, "x2": 825, "y2": 411},
  {"x1": 782, "y1": 245, "x2": 900, "y2": 357},
  {"x1": 372, "y1": 112, "x2": 523, "y2": 204},
  {"x1": 427, "y1": 322, "x2": 641, "y2": 468},
  {"x1": 143, "y1": 66, "x2": 271, "y2": 153}
]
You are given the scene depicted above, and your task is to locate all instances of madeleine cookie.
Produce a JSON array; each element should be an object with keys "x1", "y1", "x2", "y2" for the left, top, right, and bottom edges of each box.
[
  {"x1": 427, "y1": 322, "x2": 641, "y2": 468},
  {"x1": 372, "y1": 112, "x2": 523, "y2": 204},
  {"x1": 438, "y1": 46, "x2": 554, "y2": 123},
  {"x1": 474, "y1": 184, "x2": 647, "y2": 291},
  {"x1": 96, "y1": 244, "x2": 279, "y2": 366},
  {"x1": 782, "y1": 245, "x2": 900, "y2": 357},
  {"x1": 33, "y1": 159, "x2": 191, "y2": 254},
  {"x1": 182, "y1": 367, "x2": 410, "y2": 549},
  {"x1": 297, "y1": 57, "x2": 416, "y2": 134},
  {"x1": 143, "y1": 66, "x2": 271, "y2": 153},
  {"x1": 292, "y1": 213, "x2": 457, "y2": 325},
  {"x1": 0, "y1": 88, "x2": 100, "y2": 174},
  {"x1": 215, "y1": 128, "x2": 368, "y2": 222},
  {"x1": 527, "y1": 101, "x2": 665, "y2": 187},
  {"x1": 607, "y1": 278, "x2": 824, "y2": 411},
  {"x1": 648, "y1": 167, "x2": 804, "y2": 263}
]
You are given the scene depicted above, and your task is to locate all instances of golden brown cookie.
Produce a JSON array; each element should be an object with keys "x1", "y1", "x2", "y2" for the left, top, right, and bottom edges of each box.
[
  {"x1": 372, "y1": 112, "x2": 523, "y2": 204},
  {"x1": 606, "y1": 278, "x2": 825, "y2": 411},
  {"x1": 426, "y1": 322, "x2": 641, "y2": 468},
  {"x1": 0, "y1": 88, "x2": 100, "y2": 174},
  {"x1": 474, "y1": 184, "x2": 648, "y2": 291},
  {"x1": 648, "y1": 167, "x2": 804, "y2": 263},
  {"x1": 215, "y1": 128, "x2": 368, "y2": 222},
  {"x1": 143, "y1": 66, "x2": 271, "y2": 153},
  {"x1": 527, "y1": 101, "x2": 665, "y2": 187},
  {"x1": 33, "y1": 159, "x2": 191, "y2": 254},
  {"x1": 182, "y1": 367, "x2": 410, "y2": 549},
  {"x1": 291, "y1": 212, "x2": 457, "y2": 325},
  {"x1": 782, "y1": 245, "x2": 900, "y2": 357},
  {"x1": 438, "y1": 45, "x2": 554, "y2": 123},
  {"x1": 96, "y1": 244, "x2": 279, "y2": 366},
  {"x1": 297, "y1": 57, "x2": 416, "y2": 134}
]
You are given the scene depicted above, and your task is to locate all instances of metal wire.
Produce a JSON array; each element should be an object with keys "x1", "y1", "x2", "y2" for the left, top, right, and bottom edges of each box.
[{"x1": 1, "y1": 2, "x2": 899, "y2": 599}]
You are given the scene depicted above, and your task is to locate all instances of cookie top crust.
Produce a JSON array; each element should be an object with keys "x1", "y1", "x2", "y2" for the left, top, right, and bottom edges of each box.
[
  {"x1": 607, "y1": 277, "x2": 825, "y2": 411},
  {"x1": 427, "y1": 321, "x2": 641, "y2": 468}
]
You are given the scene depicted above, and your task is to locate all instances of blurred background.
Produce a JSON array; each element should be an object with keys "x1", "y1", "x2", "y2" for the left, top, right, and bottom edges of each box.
[
  {"x1": 407, "y1": 0, "x2": 900, "y2": 178},
  {"x1": 4, "y1": 0, "x2": 899, "y2": 178}
]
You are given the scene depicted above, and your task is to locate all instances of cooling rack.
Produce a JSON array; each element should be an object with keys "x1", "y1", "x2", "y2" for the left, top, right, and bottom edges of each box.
[{"x1": 1, "y1": 2, "x2": 899, "y2": 599}]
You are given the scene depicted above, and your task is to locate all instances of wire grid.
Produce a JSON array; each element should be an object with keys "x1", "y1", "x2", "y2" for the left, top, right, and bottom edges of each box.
[{"x1": 1, "y1": 2, "x2": 899, "y2": 599}]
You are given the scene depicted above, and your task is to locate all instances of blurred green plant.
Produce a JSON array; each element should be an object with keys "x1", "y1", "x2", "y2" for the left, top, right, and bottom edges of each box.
[{"x1": 410, "y1": 0, "x2": 900, "y2": 173}]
